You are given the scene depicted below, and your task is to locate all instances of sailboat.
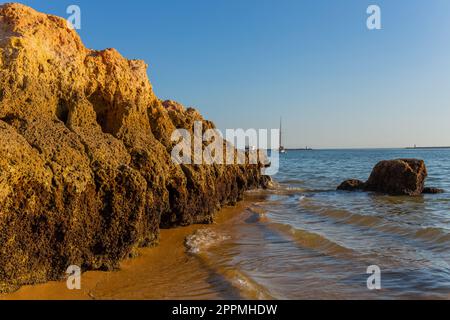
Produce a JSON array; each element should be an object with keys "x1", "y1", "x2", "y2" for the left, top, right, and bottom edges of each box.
[{"x1": 279, "y1": 117, "x2": 286, "y2": 154}]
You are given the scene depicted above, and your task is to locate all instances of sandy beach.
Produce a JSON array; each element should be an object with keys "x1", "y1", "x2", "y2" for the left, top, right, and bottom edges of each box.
[{"x1": 1, "y1": 200, "x2": 256, "y2": 300}]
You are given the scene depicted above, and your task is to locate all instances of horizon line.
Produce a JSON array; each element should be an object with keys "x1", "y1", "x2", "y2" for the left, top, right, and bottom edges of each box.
[{"x1": 284, "y1": 146, "x2": 450, "y2": 151}]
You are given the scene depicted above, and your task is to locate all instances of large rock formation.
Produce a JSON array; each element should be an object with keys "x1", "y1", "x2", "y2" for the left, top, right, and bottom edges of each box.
[
  {"x1": 337, "y1": 159, "x2": 443, "y2": 196},
  {"x1": 0, "y1": 4, "x2": 269, "y2": 292},
  {"x1": 364, "y1": 159, "x2": 427, "y2": 196}
]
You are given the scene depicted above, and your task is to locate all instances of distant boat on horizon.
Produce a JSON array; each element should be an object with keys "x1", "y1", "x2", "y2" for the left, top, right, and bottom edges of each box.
[
  {"x1": 278, "y1": 118, "x2": 314, "y2": 152},
  {"x1": 279, "y1": 117, "x2": 286, "y2": 154}
]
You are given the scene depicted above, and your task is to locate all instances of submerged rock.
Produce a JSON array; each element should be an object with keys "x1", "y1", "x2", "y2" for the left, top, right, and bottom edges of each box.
[
  {"x1": 337, "y1": 179, "x2": 366, "y2": 191},
  {"x1": 337, "y1": 159, "x2": 443, "y2": 196},
  {"x1": 0, "y1": 4, "x2": 269, "y2": 292},
  {"x1": 422, "y1": 187, "x2": 445, "y2": 194}
]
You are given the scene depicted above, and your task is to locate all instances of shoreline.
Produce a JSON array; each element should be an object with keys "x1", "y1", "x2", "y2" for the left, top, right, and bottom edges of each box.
[{"x1": 0, "y1": 199, "x2": 257, "y2": 300}]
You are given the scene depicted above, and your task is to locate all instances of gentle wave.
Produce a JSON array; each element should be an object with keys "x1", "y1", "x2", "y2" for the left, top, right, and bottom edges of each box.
[
  {"x1": 268, "y1": 182, "x2": 336, "y2": 195},
  {"x1": 299, "y1": 199, "x2": 450, "y2": 245},
  {"x1": 212, "y1": 266, "x2": 274, "y2": 300},
  {"x1": 268, "y1": 221, "x2": 355, "y2": 256},
  {"x1": 278, "y1": 179, "x2": 305, "y2": 184},
  {"x1": 414, "y1": 227, "x2": 450, "y2": 244},
  {"x1": 184, "y1": 228, "x2": 274, "y2": 299},
  {"x1": 185, "y1": 229, "x2": 230, "y2": 254},
  {"x1": 301, "y1": 201, "x2": 382, "y2": 227},
  {"x1": 246, "y1": 207, "x2": 355, "y2": 257}
]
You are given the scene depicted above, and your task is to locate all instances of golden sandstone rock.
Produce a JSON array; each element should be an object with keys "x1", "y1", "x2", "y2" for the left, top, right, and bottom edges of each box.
[{"x1": 0, "y1": 3, "x2": 269, "y2": 292}]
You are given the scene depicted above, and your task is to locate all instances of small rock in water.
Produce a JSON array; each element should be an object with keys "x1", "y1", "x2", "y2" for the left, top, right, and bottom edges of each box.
[
  {"x1": 422, "y1": 187, "x2": 445, "y2": 194},
  {"x1": 337, "y1": 179, "x2": 366, "y2": 191}
]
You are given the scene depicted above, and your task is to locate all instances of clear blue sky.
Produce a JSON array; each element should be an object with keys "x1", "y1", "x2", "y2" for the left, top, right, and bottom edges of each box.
[{"x1": 7, "y1": 0, "x2": 450, "y2": 148}]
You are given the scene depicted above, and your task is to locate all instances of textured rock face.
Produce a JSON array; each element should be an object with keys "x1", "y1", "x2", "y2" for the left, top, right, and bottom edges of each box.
[
  {"x1": 364, "y1": 159, "x2": 427, "y2": 196},
  {"x1": 0, "y1": 4, "x2": 269, "y2": 292},
  {"x1": 337, "y1": 159, "x2": 437, "y2": 196}
]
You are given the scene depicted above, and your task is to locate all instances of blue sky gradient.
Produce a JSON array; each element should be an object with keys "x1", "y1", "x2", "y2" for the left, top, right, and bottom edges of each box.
[{"x1": 6, "y1": 0, "x2": 450, "y2": 148}]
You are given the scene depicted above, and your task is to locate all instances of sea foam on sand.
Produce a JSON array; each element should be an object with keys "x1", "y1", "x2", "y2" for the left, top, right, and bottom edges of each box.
[{"x1": 185, "y1": 229, "x2": 231, "y2": 254}]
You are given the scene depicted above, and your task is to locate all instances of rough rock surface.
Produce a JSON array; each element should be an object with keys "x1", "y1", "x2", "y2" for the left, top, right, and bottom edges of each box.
[
  {"x1": 364, "y1": 159, "x2": 427, "y2": 196},
  {"x1": 337, "y1": 159, "x2": 442, "y2": 196},
  {"x1": 337, "y1": 179, "x2": 366, "y2": 191},
  {"x1": 0, "y1": 4, "x2": 269, "y2": 292}
]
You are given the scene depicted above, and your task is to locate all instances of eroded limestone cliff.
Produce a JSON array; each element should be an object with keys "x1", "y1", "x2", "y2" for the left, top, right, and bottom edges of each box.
[{"x1": 0, "y1": 3, "x2": 269, "y2": 292}]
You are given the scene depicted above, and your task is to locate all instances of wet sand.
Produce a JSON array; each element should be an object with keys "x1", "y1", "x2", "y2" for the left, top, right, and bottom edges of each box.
[{"x1": 0, "y1": 200, "x2": 254, "y2": 300}]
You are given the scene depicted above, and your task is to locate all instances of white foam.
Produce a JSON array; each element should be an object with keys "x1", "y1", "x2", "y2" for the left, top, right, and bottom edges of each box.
[{"x1": 185, "y1": 229, "x2": 230, "y2": 254}]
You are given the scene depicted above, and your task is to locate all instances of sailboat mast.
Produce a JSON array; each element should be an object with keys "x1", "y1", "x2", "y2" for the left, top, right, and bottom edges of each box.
[{"x1": 279, "y1": 117, "x2": 282, "y2": 148}]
